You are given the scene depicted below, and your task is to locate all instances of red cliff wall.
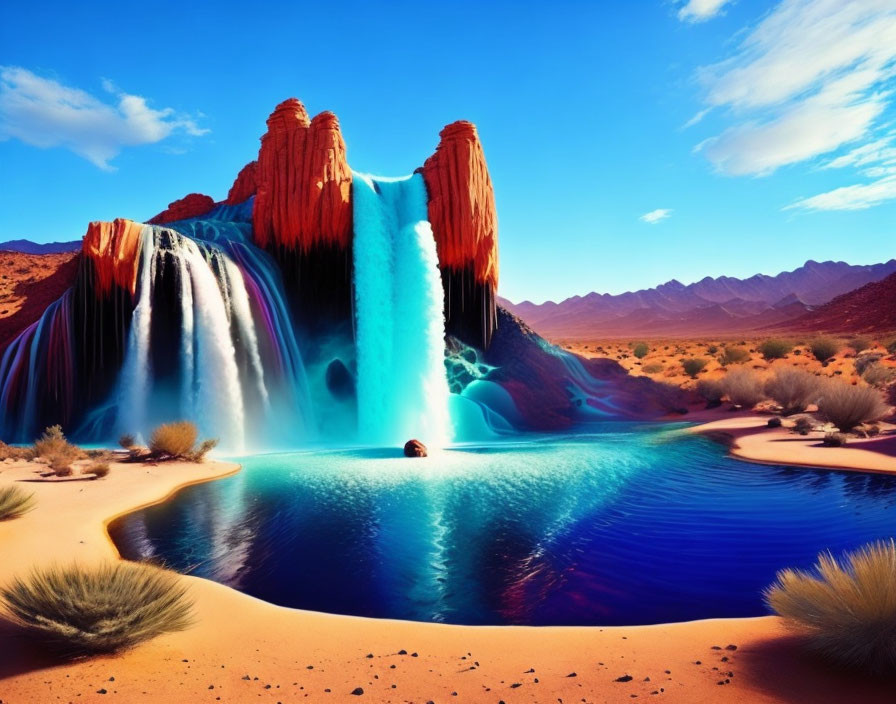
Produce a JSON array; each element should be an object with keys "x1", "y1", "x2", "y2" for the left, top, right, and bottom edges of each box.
[
  {"x1": 226, "y1": 161, "x2": 258, "y2": 204},
  {"x1": 148, "y1": 193, "x2": 216, "y2": 225}
]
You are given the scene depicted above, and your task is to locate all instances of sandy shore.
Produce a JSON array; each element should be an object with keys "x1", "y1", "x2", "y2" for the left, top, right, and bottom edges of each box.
[
  {"x1": 1, "y1": 456, "x2": 894, "y2": 703},
  {"x1": 690, "y1": 412, "x2": 896, "y2": 474}
]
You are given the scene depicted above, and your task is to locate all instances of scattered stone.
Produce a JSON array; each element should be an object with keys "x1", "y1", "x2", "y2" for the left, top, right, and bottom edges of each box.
[
  {"x1": 566, "y1": 672, "x2": 577, "y2": 677},
  {"x1": 511, "y1": 683, "x2": 522, "y2": 688},
  {"x1": 725, "y1": 644, "x2": 737, "y2": 651},
  {"x1": 403, "y1": 439, "x2": 427, "y2": 458},
  {"x1": 615, "y1": 675, "x2": 633, "y2": 682},
  {"x1": 366, "y1": 653, "x2": 373, "y2": 658},
  {"x1": 351, "y1": 687, "x2": 364, "y2": 695},
  {"x1": 398, "y1": 649, "x2": 408, "y2": 655},
  {"x1": 96, "y1": 690, "x2": 107, "y2": 695}
]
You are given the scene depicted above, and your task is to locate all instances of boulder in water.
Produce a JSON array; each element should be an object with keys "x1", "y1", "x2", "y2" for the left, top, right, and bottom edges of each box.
[{"x1": 403, "y1": 439, "x2": 427, "y2": 457}]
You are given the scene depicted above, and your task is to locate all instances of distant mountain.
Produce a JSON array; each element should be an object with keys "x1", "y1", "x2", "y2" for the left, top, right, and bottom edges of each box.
[
  {"x1": 0, "y1": 238, "x2": 81, "y2": 254},
  {"x1": 500, "y1": 259, "x2": 896, "y2": 339},
  {"x1": 776, "y1": 272, "x2": 896, "y2": 334}
]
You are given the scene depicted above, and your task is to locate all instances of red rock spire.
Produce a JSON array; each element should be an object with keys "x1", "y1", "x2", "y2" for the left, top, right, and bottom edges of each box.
[
  {"x1": 82, "y1": 219, "x2": 145, "y2": 296},
  {"x1": 252, "y1": 99, "x2": 352, "y2": 252},
  {"x1": 420, "y1": 120, "x2": 498, "y2": 291}
]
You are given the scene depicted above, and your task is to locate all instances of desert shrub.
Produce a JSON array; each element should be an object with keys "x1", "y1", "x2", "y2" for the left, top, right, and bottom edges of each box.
[
  {"x1": 642, "y1": 363, "x2": 664, "y2": 374},
  {"x1": 0, "y1": 562, "x2": 193, "y2": 654},
  {"x1": 765, "y1": 540, "x2": 896, "y2": 672},
  {"x1": 33, "y1": 426, "x2": 84, "y2": 474},
  {"x1": 707, "y1": 344, "x2": 718, "y2": 355},
  {"x1": 118, "y1": 434, "x2": 136, "y2": 450},
  {"x1": 718, "y1": 346, "x2": 750, "y2": 366},
  {"x1": 186, "y1": 439, "x2": 218, "y2": 463},
  {"x1": 854, "y1": 353, "x2": 883, "y2": 376},
  {"x1": 87, "y1": 461, "x2": 110, "y2": 479},
  {"x1": 696, "y1": 379, "x2": 724, "y2": 406},
  {"x1": 759, "y1": 339, "x2": 793, "y2": 360},
  {"x1": 823, "y1": 432, "x2": 849, "y2": 447},
  {"x1": 817, "y1": 380, "x2": 890, "y2": 431},
  {"x1": 632, "y1": 342, "x2": 649, "y2": 359},
  {"x1": 792, "y1": 416, "x2": 813, "y2": 435},
  {"x1": 862, "y1": 363, "x2": 895, "y2": 388},
  {"x1": 0, "y1": 441, "x2": 34, "y2": 461},
  {"x1": 0, "y1": 485, "x2": 36, "y2": 520},
  {"x1": 721, "y1": 369, "x2": 765, "y2": 409},
  {"x1": 681, "y1": 358, "x2": 708, "y2": 378},
  {"x1": 49, "y1": 456, "x2": 73, "y2": 477},
  {"x1": 764, "y1": 369, "x2": 822, "y2": 415},
  {"x1": 148, "y1": 422, "x2": 217, "y2": 461},
  {"x1": 848, "y1": 336, "x2": 872, "y2": 353},
  {"x1": 767, "y1": 417, "x2": 782, "y2": 428},
  {"x1": 808, "y1": 337, "x2": 839, "y2": 365},
  {"x1": 149, "y1": 422, "x2": 198, "y2": 458}
]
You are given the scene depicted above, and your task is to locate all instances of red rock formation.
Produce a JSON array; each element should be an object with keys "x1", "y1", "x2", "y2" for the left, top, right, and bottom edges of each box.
[
  {"x1": 420, "y1": 121, "x2": 498, "y2": 291},
  {"x1": 82, "y1": 219, "x2": 145, "y2": 296},
  {"x1": 148, "y1": 193, "x2": 215, "y2": 225},
  {"x1": 226, "y1": 161, "x2": 258, "y2": 204},
  {"x1": 253, "y1": 99, "x2": 352, "y2": 252}
]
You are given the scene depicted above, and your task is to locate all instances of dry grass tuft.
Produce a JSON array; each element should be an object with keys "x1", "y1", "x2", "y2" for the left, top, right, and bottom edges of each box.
[
  {"x1": 765, "y1": 540, "x2": 896, "y2": 673},
  {"x1": 0, "y1": 485, "x2": 36, "y2": 520},
  {"x1": 0, "y1": 441, "x2": 34, "y2": 461},
  {"x1": 0, "y1": 562, "x2": 193, "y2": 654},
  {"x1": 817, "y1": 381, "x2": 890, "y2": 431},
  {"x1": 764, "y1": 368, "x2": 822, "y2": 415},
  {"x1": 147, "y1": 422, "x2": 217, "y2": 462},
  {"x1": 721, "y1": 369, "x2": 766, "y2": 409}
]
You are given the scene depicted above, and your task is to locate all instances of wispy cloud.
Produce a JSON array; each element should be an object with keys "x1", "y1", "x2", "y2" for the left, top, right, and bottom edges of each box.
[
  {"x1": 678, "y1": 0, "x2": 734, "y2": 23},
  {"x1": 640, "y1": 208, "x2": 672, "y2": 224},
  {"x1": 786, "y1": 175, "x2": 896, "y2": 211},
  {"x1": 0, "y1": 66, "x2": 208, "y2": 170},
  {"x1": 691, "y1": 0, "x2": 896, "y2": 196}
]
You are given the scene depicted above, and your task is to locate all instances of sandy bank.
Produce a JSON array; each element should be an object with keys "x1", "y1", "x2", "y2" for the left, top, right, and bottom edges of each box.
[
  {"x1": 1, "y1": 456, "x2": 893, "y2": 703},
  {"x1": 691, "y1": 412, "x2": 896, "y2": 475}
]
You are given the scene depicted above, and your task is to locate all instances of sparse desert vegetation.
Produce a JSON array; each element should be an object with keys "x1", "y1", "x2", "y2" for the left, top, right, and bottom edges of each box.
[
  {"x1": 722, "y1": 369, "x2": 766, "y2": 409},
  {"x1": 0, "y1": 485, "x2": 36, "y2": 520},
  {"x1": 759, "y1": 339, "x2": 793, "y2": 361},
  {"x1": 147, "y1": 421, "x2": 218, "y2": 462},
  {"x1": 817, "y1": 381, "x2": 890, "y2": 432},
  {"x1": 765, "y1": 540, "x2": 896, "y2": 673},
  {"x1": 681, "y1": 357, "x2": 708, "y2": 378},
  {"x1": 0, "y1": 562, "x2": 193, "y2": 654},
  {"x1": 764, "y1": 368, "x2": 821, "y2": 416},
  {"x1": 808, "y1": 337, "x2": 839, "y2": 365}
]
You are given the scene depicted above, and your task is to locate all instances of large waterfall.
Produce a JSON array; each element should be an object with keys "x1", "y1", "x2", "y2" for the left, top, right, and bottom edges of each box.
[
  {"x1": 352, "y1": 173, "x2": 453, "y2": 448},
  {"x1": 116, "y1": 224, "x2": 312, "y2": 453}
]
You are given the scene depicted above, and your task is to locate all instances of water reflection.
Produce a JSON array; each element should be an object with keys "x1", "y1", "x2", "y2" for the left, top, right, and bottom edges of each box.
[{"x1": 109, "y1": 426, "x2": 896, "y2": 626}]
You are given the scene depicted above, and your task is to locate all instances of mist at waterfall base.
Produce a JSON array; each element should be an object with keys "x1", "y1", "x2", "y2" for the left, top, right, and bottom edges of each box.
[
  {"x1": 0, "y1": 176, "x2": 501, "y2": 451},
  {"x1": 109, "y1": 425, "x2": 896, "y2": 627}
]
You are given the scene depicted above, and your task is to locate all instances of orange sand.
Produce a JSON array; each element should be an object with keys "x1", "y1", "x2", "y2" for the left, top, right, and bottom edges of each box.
[{"x1": 1, "y1": 455, "x2": 894, "y2": 703}]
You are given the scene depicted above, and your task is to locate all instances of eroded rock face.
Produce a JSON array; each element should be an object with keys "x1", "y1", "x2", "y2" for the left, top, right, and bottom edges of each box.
[
  {"x1": 404, "y1": 439, "x2": 428, "y2": 457},
  {"x1": 420, "y1": 121, "x2": 499, "y2": 348},
  {"x1": 226, "y1": 161, "x2": 258, "y2": 204},
  {"x1": 148, "y1": 193, "x2": 216, "y2": 225},
  {"x1": 253, "y1": 99, "x2": 352, "y2": 253},
  {"x1": 82, "y1": 219, "x2": 145, "y2": 296}
]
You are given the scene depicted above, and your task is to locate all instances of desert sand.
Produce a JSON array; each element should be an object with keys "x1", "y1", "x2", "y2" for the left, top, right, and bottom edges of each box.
[{"x1": 1, "y1": 455, "x2": 894, "y2": 703}]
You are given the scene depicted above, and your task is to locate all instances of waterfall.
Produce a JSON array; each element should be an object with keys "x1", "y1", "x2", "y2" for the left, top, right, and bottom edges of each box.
[
  {"x1": 352, "y1": 173, "x2": 453, "y2": 448},
  {"x1": 116, "y1": 226, "x2": 314, "y2": 453}
]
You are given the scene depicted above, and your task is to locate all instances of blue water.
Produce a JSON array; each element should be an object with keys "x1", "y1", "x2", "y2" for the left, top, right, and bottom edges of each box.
[{"x1": 109, "y1": 424, "x2": 896, "y2": 626}]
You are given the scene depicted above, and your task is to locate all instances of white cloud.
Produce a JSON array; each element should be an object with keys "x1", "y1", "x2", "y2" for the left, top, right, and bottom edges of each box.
[
  {"x1": 678, "y1": 0, "x2": 734, "y2": 23},
  {"x1": 692, "y1": 0, "x2": 896, "y2": 178},
  {"x1": 640, "y1": 208, "x2": 673, "y2": 224},
  {"x1": 0, "y1": 66, "x2": 208, "y2": 170},
  {"x1": 786, "y1": 175, "x2": 896, "y2": 211}
]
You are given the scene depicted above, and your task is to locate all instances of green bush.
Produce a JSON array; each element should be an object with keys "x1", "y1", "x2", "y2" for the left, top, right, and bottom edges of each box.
[
  {"x1": 0, "y1": 486, "x2": 36, "y2": 521},
  {"x1": 681, "y1": 358, "x2": 708, "y2": 378},
  {"x1": 632, "y1": 342, "x2": 649, "y2": 359},
  {"x1": 764, "y1": 369, "x2": 822, "y2": 415},
  {"x1": 721, "y1": 369, "x2": 765, "y2": 409},
  {"x1": 817, "y1": 381, "x2": 890, "y2": 431},
  {"x1": 759, "y1": 339, "x2": 793, "y2": 360},
  {"x1": 642, "y1": 363, "x2": 664, "y2": 374},
  {"x1": 765, "y1": 540, "x2": 896, "y2": 672},
  {"x1": 808, "y1": 338, "x2": 839, "y2": 365},
  {"x1": 718, "y1": 346, "x2": 750, "y2": 366},
  {"x1": 0, "y1": 562, "x2": 193, "y2": 654}
]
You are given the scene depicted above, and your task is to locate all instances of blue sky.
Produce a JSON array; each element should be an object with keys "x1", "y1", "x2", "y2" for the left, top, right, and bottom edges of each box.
[{"x1": 2, "y1": 0, "x2": 895, "y2": 303}]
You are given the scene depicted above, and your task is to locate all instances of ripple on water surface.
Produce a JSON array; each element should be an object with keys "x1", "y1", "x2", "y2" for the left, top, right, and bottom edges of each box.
[{"x1": 109, "y1": 423, "x2": 896, "y2": 626}]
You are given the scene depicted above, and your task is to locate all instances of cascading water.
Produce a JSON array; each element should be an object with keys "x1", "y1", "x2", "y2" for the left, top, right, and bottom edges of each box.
[{"x1": 352, "y1": 173, "x2": 453, "y2": 448}]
